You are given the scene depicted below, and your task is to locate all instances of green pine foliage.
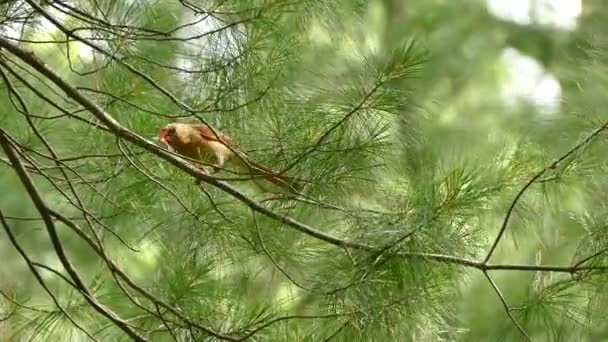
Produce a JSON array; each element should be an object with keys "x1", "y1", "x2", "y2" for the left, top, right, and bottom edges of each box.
[{"x1": 2, "y1": 0, "x2": 608, "y2": 341}]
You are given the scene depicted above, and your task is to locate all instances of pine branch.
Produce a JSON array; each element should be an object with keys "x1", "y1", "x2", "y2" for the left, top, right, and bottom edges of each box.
[
  {"x1": 485, "y1": 119, "x2": 608, "y2": 262},
  {"x1": 0, "y1": 131, "x2": 147, "y2": 341},
  {"x1": 484, "y1": 271, "x2": 531, "y2": 341},
  {"x1": 1, "y1": 31, "x2": 606, "y2": 278}
]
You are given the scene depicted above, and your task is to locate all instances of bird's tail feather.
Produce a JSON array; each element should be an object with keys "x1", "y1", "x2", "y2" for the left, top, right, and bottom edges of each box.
[{"x1": 243, "y1": 158, "x2": 300, "y2": 192}]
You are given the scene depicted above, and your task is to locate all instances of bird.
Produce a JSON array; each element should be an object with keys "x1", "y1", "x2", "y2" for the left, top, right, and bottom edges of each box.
[{"x1": 158, "y1": 122, "x2": 297, "y2": 191}]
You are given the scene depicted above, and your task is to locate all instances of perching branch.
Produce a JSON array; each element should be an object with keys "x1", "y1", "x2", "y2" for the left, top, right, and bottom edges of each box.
[{"x1": 1, "y1": 35, "x2": 606, "y2": 277}]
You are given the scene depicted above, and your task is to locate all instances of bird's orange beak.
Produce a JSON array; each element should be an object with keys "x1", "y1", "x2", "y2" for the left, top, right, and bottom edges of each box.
[{"x1": 159, "y1": 128, "x2": 172, "y2": 145}]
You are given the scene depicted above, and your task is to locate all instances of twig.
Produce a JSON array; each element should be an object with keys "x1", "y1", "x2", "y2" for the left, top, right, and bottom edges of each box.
[
  {"x1": 0, "y1": 209, "x2": 97, "y2": 341},
  {"x1": 483, "y1": 271, "x2": 531, "y2": 341},
  {"x1": 485, "y1": 120, "x2": 608, "y2": 263}
]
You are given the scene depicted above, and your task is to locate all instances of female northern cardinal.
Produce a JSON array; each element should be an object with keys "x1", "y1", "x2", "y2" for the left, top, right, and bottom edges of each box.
[{"x1": 158, "y1": 122, "x2": 296, "y2": 190}]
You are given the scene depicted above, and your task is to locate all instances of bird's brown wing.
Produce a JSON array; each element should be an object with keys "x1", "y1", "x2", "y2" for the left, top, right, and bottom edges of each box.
[{"x1": 189, "y1": 124, "x2": 233, "y2": 146}]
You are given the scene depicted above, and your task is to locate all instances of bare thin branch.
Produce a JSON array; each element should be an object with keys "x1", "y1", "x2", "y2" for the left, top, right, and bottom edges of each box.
[
  {"x1": 0, "y1": 209, "x2": 97, "y2": 340},
  {"x1": 483, "y1": 271, "x2": 531, "y2": 341},
  {"x1": 485, "y1": 120, "x2": 608, "y2": 263}
]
